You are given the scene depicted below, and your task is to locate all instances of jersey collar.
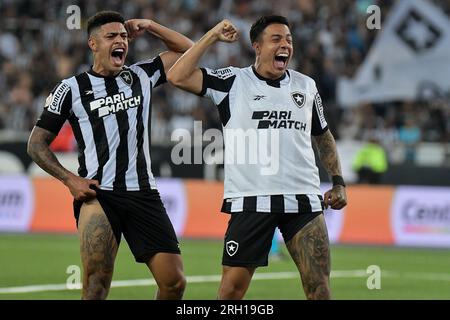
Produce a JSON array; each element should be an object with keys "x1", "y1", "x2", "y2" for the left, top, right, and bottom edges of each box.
[
  {"x1": 87, "y1": 66, "x2": 127, "y2": 79},
  {"x1": 251, "y1": 65, "x2": 289, "y2": 88}
]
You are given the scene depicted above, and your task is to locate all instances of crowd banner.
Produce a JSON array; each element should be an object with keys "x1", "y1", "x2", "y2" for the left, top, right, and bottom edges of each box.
[{"x1": 337, "y1": 0, "x2": 450, "y2": 107}]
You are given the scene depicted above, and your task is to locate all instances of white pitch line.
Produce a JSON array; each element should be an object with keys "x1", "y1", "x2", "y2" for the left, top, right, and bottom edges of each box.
[
  {"x1": 1, "y1": 270, "x2": 449, "y2": 294},
  {"x1": 0, "y1": 270, "x2": 362, "y2": 294}
]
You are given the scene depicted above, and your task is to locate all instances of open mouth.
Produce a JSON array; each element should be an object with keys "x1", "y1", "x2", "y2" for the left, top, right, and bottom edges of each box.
[
  {"x1": 274, "y1": 53, "x2": 289, "y2": 70},
  {"x1": 111, "y1": 48, "x2": 125, "y2": 66}
]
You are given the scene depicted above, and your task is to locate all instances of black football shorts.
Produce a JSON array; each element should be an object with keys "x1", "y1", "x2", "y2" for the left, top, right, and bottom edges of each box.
[
  {"x1": 74, "y1": 188, "x2": 180, "y2": 263},
  {"x1": 222, "y1": 212, "x2": 322, "y2": 267}
]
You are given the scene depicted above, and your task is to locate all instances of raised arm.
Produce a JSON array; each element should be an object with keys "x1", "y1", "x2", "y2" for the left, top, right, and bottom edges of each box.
[
  {"x1": 313, "y1": 130, "x2": 347, "y2": 210},
  {"x1": 27, "y1": 126, "x2": 98, "y2": 201},
  {"x1": 125, "y1": 19, "x2": 194, "y2": 72},
  {"x1": 166, "y1": 19, "x2": 238, "y2": 94}
]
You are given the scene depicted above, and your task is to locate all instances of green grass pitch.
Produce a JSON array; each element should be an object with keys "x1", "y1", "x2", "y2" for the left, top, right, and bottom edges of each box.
[{"x1": 0, "y1": 234, "x2": 449, "y2": 300}]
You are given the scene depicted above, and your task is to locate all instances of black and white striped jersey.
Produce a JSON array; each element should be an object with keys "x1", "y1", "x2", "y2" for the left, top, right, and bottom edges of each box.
[
  {"x1": 36, "y1": 56, "x2": 166, "y2": 191},
  {"x1": 200, "y1": 65, "x2": 328, "y2": 213},
  {"x1": 221, "y1": 194, "x2": 325, "y2": 214}
]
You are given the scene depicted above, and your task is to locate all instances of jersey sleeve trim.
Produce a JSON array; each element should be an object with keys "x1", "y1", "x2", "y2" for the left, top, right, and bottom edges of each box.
[
  {"x1": 44, "y1": 82, "x2": 72, "y2": 116},
  {"x1": 200, "y1": 67, "x2": 236, "y2": 96},
  {"x1": 36, "y1": 81, "x2": 72, "y2": 135},
  {"x1": 199, "y1": 68, "x2": 208, "y2": 96},
  {"x1": 153, "y1": 55, "x2": 166, "y2": 87},
  {"x1": 36, "y1": 111, "x2": 67, "y2": 135},
  {"x1": 134, "y1": 55, "x2": 166, "y2": 88},
  {"x1": 311, "y1": 92, "x2": 329, "y2": 136}
]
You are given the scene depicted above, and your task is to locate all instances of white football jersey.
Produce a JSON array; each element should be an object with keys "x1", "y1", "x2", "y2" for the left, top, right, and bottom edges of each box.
[{"x1": 200, "y1": 66, "x2": 328, "y2": 209}]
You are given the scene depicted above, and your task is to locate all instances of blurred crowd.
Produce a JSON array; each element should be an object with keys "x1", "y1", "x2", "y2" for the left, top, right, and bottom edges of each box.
[{"x1": 0, "y1": 0, "x2": 449, "y2": 154}]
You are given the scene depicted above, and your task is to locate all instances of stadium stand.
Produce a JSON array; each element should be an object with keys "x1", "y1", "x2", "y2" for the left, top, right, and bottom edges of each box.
[{"x1": 0, "y1": 0, "x2": 449, "y2": 177}]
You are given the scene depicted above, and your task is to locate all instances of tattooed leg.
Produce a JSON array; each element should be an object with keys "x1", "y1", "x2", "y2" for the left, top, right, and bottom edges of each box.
[
  {"x1": 78, "y1": 199, "x2": 118, "y2": 300},
  {"x1": 286, "y1": 214, "x2": 331, "y2": 300}
]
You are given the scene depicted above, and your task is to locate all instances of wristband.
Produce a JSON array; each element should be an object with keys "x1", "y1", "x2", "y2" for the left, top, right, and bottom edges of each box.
[{"x1": 332, "y1": 175, "x2": 346, "y2": 187}]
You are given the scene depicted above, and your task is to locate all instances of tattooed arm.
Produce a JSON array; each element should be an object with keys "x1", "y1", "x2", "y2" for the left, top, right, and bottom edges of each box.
[
  {"x1": 313, "y1": 130, "x2": 347, "y2": 210},
  {"x1": 27, "y1": 126, "x2": 99, "y2": 201}
]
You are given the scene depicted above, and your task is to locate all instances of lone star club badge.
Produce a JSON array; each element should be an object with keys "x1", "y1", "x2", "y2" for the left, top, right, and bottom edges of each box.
[
  {"x1": 226, "y1": 240, "x2": 239, "y2": 257},
  {"x1": 291, "y1": 92, "x2": 306, "y2": 108},
  {"x1": 119, "y1": 70, "x2": 133, "y2": 87}
]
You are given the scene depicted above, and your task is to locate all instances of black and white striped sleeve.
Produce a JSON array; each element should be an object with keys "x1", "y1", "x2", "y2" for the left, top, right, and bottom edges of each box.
[
  {"x1": 311, "y1": 91, "x2": 329, "y2": 136},
  {"x1": 199, "y1": 67, "x2": 237, "y2": 127},
  {"x1": 133, "y1": 55, "x2": 166, "y2": 88},
  {"x1": 36, "y1": 81, "x2": 72, "y2": 135},
  {"x1": 199, "y1": 67, "x2": 236, "y2": 103}
]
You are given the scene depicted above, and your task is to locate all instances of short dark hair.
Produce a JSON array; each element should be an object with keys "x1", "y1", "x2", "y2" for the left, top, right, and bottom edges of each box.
[
  {"x1": 249, "y1": 15, "x2": 290, "y2": 43},
  {"x1": 87, "y1": 11, "x2": 125, "y2": 36}
]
